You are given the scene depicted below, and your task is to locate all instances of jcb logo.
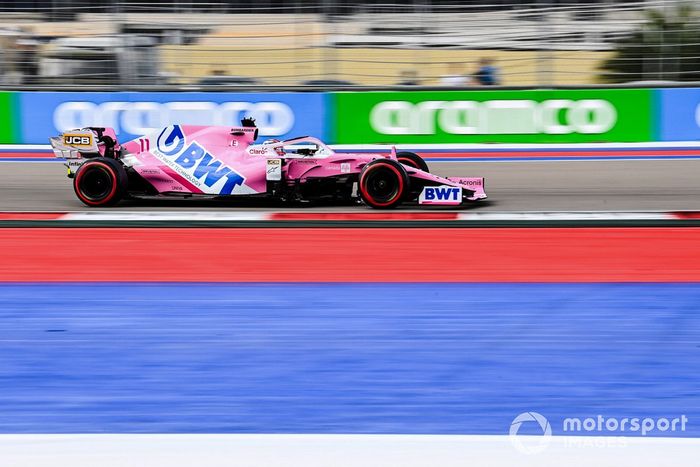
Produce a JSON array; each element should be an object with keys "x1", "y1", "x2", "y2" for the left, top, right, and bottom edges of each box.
[{"x1": 63, "y1": 134, "x2": 93, "y2": 147}]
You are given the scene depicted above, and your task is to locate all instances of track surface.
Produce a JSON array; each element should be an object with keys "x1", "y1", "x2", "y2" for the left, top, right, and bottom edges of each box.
[{"x1": 1, "y1": 160, "x2": 699, "y2": 211}]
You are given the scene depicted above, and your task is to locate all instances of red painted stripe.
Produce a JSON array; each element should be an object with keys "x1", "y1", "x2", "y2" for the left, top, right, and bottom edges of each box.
[
  {"x1": 673, "y1": 211, "x2": 700, "y2": 219},
  {"x1": 0, "y1": 152, "x2": 54, "y2": 158},
  {"x1": 270, "y1": 212, "x2": 459, "y2": 221},
  {"x1": 0, "y1": 227, "x2": 698, "y2": 282},
  {"x1": 0, "y1": 213, "x2": 66, "y2": 220}
]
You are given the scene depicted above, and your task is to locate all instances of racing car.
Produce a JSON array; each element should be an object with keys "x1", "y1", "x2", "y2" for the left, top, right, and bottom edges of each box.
[{"x1": 50, "y1": 118, "x2": 486, "y2": 209}]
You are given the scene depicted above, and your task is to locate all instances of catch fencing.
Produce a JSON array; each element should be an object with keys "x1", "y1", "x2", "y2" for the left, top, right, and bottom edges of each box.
[{"x1": 0, "y1": 0, "x2": 697, "y2": 88}]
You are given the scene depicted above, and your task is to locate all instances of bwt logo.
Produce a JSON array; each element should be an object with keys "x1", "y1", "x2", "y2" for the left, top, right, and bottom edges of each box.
[
  {"x1": 370, "y1": 99, "x2": 617, "y2": 136},
  {"x1": 419, "y1": 186, "x2": 461, "y2": 205},
  {"x1": 155, "y1": 125, "x2": 245, "y2": 195},
  {"x1": 53, "y1": 101, "x2": 295, "y2": 137}
]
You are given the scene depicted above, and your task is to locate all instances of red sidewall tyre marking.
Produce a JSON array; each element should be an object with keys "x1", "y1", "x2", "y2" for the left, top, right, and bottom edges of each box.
[
  {"x1": 360, "y1": 163, "x2": 405, "y2": 207},
  {"x1": 75, "y1": 162, "x2": 119, "y2": 206}
]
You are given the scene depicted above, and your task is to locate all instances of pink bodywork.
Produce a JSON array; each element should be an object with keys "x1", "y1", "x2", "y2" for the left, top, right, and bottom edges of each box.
[{"x1": 112, "y1": 125, "x2": 486, "y2": 201}]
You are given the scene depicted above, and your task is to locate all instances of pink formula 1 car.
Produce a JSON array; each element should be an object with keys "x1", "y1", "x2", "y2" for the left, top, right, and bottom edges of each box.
[{"x1": 50, "y1": 118, "x2": 486, "y2": 209}]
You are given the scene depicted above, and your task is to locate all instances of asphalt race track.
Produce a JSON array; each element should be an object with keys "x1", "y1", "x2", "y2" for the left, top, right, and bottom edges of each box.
[{"x1": 1, "y1": 159, "x2": 699, "y2": 212}]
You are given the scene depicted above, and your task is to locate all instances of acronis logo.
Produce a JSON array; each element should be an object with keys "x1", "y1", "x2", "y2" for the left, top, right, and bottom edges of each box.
[
  {"x1": 155, "y1": 125, "x2": 245, "y2": 195},
  {"x1": 418, "y1": 185, "x2": 462, "y2": 205}
]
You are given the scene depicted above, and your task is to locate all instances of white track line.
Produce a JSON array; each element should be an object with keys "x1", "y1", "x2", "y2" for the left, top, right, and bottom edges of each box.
[
  {"x1": 0, "y1": 434, "x2": 697, "y2": 467},
  {"x1": 61, "y1": 212, "x2": 270, "y2": 222},
  {"x1": 44, "y1": 211, "x2": 692, "y2": 222}
]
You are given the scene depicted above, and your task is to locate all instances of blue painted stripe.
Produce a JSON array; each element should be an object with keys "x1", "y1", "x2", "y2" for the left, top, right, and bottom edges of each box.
[
  {"x1": 0, "y1": 283, "x2": 698, "y2": 435},
  {"x1": 0, "y1": 158, "x2": 62, "y2": 162},
  {"x1": 0, "y1": 150, "x2": 52, "y2": 154}
]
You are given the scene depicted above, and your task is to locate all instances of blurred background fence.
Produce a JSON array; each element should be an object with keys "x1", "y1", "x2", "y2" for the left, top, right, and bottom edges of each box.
[{"x1": 0, "y1": 0, "x2": 698, "y2": 88}]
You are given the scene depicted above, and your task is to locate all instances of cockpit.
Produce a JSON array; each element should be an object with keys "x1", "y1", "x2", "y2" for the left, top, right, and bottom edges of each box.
[{"x1": 253, "y1": 136, "x2": 334, "y2": 158}]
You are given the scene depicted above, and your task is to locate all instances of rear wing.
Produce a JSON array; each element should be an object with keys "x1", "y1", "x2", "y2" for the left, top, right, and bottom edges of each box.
[
  {"x1": 50, "y1": 127, "x2": 121, "y2": 159},
  {"x1": 49, "y1": 130, "x2": 99, "y2": 159},
  {"x1": 49, "y1": 128, "x2": 121, "y2": 178}
]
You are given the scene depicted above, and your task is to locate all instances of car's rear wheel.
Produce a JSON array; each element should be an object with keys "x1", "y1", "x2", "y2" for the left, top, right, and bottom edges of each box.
[
  {"x1": 359, "y1": 159, "x2": 409, "y2": 209},
  {"x1": 397, "y1": 151, "x2": 429, "y2": 172},
  {"x1": 74, "y1": 158, "x2": 128, "y2": 207}
]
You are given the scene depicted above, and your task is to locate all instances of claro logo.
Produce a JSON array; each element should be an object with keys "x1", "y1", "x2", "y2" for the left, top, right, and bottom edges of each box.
[
  {"x1": 53, "y1": 101, "x2": 295, "y2": 136},
  {"x1": 370, "y1": 99, "x2": 617, "y2": 135}
]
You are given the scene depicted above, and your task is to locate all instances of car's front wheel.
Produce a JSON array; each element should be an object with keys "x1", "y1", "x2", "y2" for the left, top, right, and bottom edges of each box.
[
  {"x1": 359, "y1": 159, "x2": 409, "y2": 209},
  {"x1": 73, "y1": 158, "x2": 128, "y2": 207},
  {"x1": 397, "y1": 151, "x2": 429, "y2": 172}
]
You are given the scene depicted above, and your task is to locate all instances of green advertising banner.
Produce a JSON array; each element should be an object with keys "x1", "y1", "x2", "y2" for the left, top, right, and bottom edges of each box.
[
  {"x1": 0, "y1": 92, "x2": 17, "y2": 143},
  {"x1": 331, "y1": 89, "x2": 653, "y2": 144}
]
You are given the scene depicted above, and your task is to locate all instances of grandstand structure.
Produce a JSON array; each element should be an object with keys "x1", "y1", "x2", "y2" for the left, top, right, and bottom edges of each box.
[{"x1": 0, "y1": 0, "x2": 690, "y2": 87}]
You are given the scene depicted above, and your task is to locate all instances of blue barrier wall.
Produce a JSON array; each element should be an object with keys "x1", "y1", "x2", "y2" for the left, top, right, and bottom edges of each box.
[
  {"x1": 658, "y1": 88, "x2": 700, "y2": 141},
  {"x1": 19, "y1": 92, "x2": 328, "y2": 144},
  {"x1": 11, "y1": 88, "x2": 700, "y2": 144}
]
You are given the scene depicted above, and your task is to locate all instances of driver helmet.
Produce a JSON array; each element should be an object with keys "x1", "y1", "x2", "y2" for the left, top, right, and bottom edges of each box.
[{"x1": 263, "y1": 138, "x2": 284, "y2": 156}]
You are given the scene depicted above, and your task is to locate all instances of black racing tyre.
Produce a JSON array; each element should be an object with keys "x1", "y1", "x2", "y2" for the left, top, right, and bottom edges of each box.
[
  {"x1": 397, "y1": 151, "x2": 429, "y2": 172},
  {"x1": 73, "y1": 158, "x2": 128, "y2": 207},
  {"x1": 359, "y1": 159, "x2": 409, "y2": 209}
]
